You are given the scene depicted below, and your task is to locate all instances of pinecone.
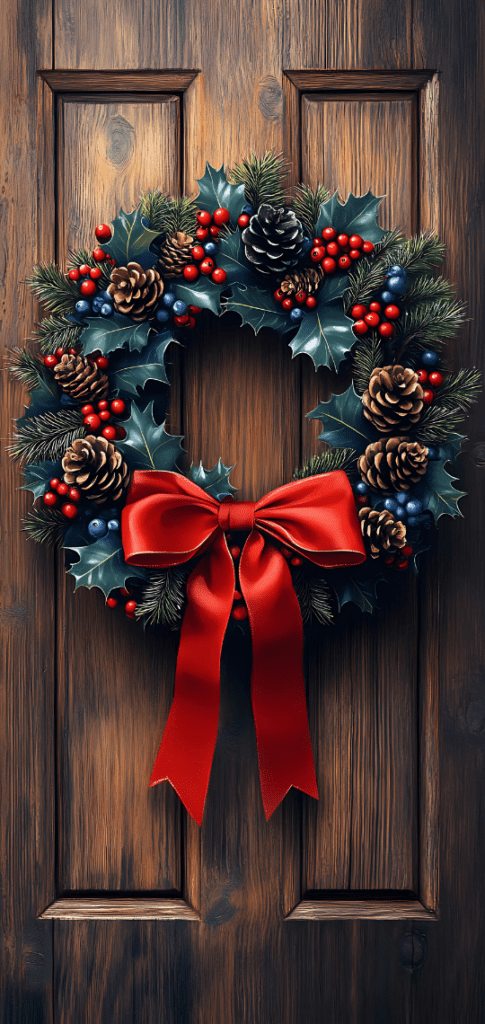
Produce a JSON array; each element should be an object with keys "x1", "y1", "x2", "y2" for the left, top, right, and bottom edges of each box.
[
  {"x1": 358, "y1": 437, "x2": 429, "y2": 493},
  {"x1": 241, "y1": 203, "x2": 304, "y2": 276},
  {"x1": 108, "y1": 262, "x2": 164, "y2": 321},
  {"x1": 62, "y1": 435, "x2": 130, "y2": 504},
  {"x1": 279, "y1": 264, "x2": 325, "y2": 296},
  {"x1": 157, "y1": 231, "x2": 194, "y2": 278},
  {"x1": 358, "y1": 506, "x2": 407, "y2": 559},
  {"x1": 53, "y1": 354, "x2": 109, "y2": 404},
  {"x1": 362, "y1": 365, "x2": 424, "y2": 434}
]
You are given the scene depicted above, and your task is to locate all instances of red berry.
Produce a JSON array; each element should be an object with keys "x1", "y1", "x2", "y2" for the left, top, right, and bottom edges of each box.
[
  {"x1": 110, "y1": 399, "x2": 126, "y2": 415},
  {"x1": 423, "y1": 389, "x2": 434, "y2": 404},
  {"x1": 186, "y1": 316, "x2": 196, "y2": 329},
  {"x1": 274, "y1": 288, "x2": 284, "y2": 303},
  {"x1": 282, "y1": 298, "x2": 294, "y2": 310},
  {"x1": 89, "y1": 267, "x2": 102, "y2": 280},
  {"x1": 115, "y1": 426, "x2": 127, "y2": 440},
  {"x1": 211, "y1": 268, "x2": 227, "y2": 285},
  {"x1": 349, "y1": 234, "x2": 363, "y2": 249},
  {"x1": 49, "y1": 478, "x2": 60, "y2": 490},
  {"x1": 61, "y1": 503, "x2": 78, "y2": 519},
  {"x1": 351, "y1": 304, "x2": 368, "y2": 319},
  {"x1": 322, "y1": 227, "x2": 336, "y2": 241},
  {"x1": 280, "y1": 547, "x2": 292, "y2": 559},
  {"x1": 69, "y1": 348, "x2": 78, "y2": 355},
  {"x1": 68, "y1": 487, "x2": 81, "y2": 503},
  {"x1": 338, "y1": 255, "x2": 352, "y2": 270},
  {"x1": 68, "y1": 268, "x2": 81, "y2": 281},
  {"x1": 353, "y1": 319, "x2": 368, "y2": 336},
  {"x1": 183, "y1": 265, "x2": 199, "y2": 282},
  {"x1": 173, "y1": 314, "x2": 190, "y2": 326},
  {"x1": 95, "y1": 356, "x2": 109, "y2": 370},
  {"x1": 81, "y1": 279, "x2": 96, "y2": 296},
  {"x1": 364, "y1": 312, "x2": 380, "y2": 328},
  {"x1": 337, "y1": 234, "x2": 349, "y2": 248},
  {"x1": 188, "y1": 305, "x2": 202, "y2": 315},
  {"x1": 295, "y1": 290, "x2": 307, "y2": 304},
  {"x1": 126, "y1": 613, "x2": 135, "y2": 619},
  {"x1": 125, "y1": 600, "x2": 137, "y2": 615},
  {"x1": 417, "y1": 369, "x2": 428, "y2": 384},
  {"x1": 107, "y1": 597, "x2": 118, "y2": 608},
  {"x1": 395, "y1": 558, "x2": 408, "y2": 571},
  {"x1": 349, "y1": 249, "x2": 361, "y2": 260},
  {"x1": 120, "y1": 588, "x2": 132, "y2": 597},
  {"x1": 84, "y1": 413, "x2": 101, "y2": 431},
  {"x1": 191, "y1": 245, "x2": 205, "y2": 261},
  {"x1": 238, "y1": 214, "x2": 250, "y2": 228},
  {"x1": 384, "y1": 554, "x2": 395, "y2": 565},
  {"x1": 102, "y1": 425, "x2": 117, "y2": 440},
  {"x1": 369, "y1": 302, "x2": 382, "y2": 313},
  {"x1": 99, "y1": 410, "x2": 111, "y2": 421},
  {"x1": 311, "y1": 246, "x2": 325, "y2": 262},
  {"x1": 195, "y1": 226, "x2": 209, "y2": 242},
  {"x1": 384, "y1": 304, "x2": 400, "y2": 320},
  {"x1": 44, "y1": 354, "x2": 58, "y2": 368},
  {"x1": 213, "y1": 207, "x2": 230, "y2": 225},
  {"x1": 196, "y1": 209, "x2": 212, "y2": 226},
  {"x1": 323, "y1": 257, "x2": 337, "y2": 273},
  {"x1": 81, "y1": 404, "x2": 95, "y2": 416},
  {"x1": 92, "y1": 248, "x2": 106, "y2": 261},
  {"x1": 57, "y1": 482, "x2": 69, "y2": 496},
  {"x1": 325, "y1": 241, "x2": 340, "y2": 257},
  {"x1": 305, "y1": 296, "x2": 317, "y2": 309},
  {"x1": 356, "y1": 494, "x2": 368, "y2": 506},
  {"x1": 313, "y1": 237, "x2": 323, "y2": 247},
  {"x1": 362, "y1": 241, "x2": 374, "y2": 253},
  {"x1": 428, "y1": 371, "x2": 444, "y2": 388},
  {"x1": 378, "y1": 322, "x2": 395, "y2": 338},
  {"x1": 230, "y1": 545, "x2": 241, "y2": 559},
  {"x1": 209, "y1": 225, "x2": 220, "y2": 237},
  {"x1": 233, "y1": 589, "x2": 242, "y2": 601},
  {"x1": 95, "y1": 224, "x2": 112, "y2": 242},
  {"x1": 44, "y1": 491, "x2": 58, "y2": 507},
  {"x1": 401, "y1": 545, "x2": 414, "y2": 558},
  {"x1": 55, "y1": 347, "x2": 65, "y2": 358},
  {"x1": 290, "y1": 556, "x2": 303, "y2": 566},
  {"x1": 79, "y1": 264, "x2": 91, "y2": 276},
  {"x1": 231, "y1": 605, "x2": 248, "y2": 620},
  {"x1": 98, "y1": 399, "x2": 109, "y2": 410}
]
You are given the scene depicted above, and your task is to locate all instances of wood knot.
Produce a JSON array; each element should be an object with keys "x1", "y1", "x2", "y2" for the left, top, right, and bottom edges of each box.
[
  {"x1": 105, "y1": 112, "x2": 135, "y2": 168},
  {"x1": 400, "y1": 931, "x2": 427, "y2": 972},
  {"x1": 257, "y1": 76, "x2": 283, "y2": 123}
]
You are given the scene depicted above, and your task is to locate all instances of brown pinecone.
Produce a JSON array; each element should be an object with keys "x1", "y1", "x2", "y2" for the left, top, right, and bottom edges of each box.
[
  {"x1": 358, "y1": 506, "x2": 407, "y2": 559},
  {"x1": 358, "y1": 437, "x2": 429, "y2": 493},
  {"x1": 108, "y1": 262, "x2": 164, "y2": 321},
  {"x1": 362, "y1": 365, "x2": 424, "y2": 434},
  {"x1": 279, "y1": 264, "x2": 325, "y2": 296},
  {"x1": 157, "y1": 231, "x2": 194, "y2": 278},
  {"x1": 53, "y1": 354, "x2": 109, "y2": 404},
  {"x1": 62, "y1": 435, "x2": 130, "y2": 504}
]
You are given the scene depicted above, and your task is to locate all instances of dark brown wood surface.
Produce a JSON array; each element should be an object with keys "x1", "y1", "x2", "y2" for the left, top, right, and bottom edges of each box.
[{"x1": 1, "y1": 0, "x2": 484, "y2": 1021}]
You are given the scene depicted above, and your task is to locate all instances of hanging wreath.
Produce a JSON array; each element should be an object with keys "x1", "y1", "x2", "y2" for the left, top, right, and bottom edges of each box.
[{"x1": 9, "y1": 154, "x2": 480, "y2": 824}]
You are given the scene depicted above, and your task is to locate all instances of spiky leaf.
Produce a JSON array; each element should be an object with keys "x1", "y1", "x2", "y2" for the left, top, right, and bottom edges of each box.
[
  {"x1": 66, "y1": 535, "x2": 148, "y2": 597},
  {"x1": 222, "y1": 283, "x2": 289, "y2": 334},
  {"x1": 102, "y1": 206, "x2": 161, "y2": 270},
  {"x1": 109, "y1": 331, "x2": 177, "y2": 394},
  {"x1": 216, "y1": 229, "x2": 260, "y2": 289},
  {"x1": 329, "y1": 562, "x2": 387, "y2": 614},
  {"x1": 315, "y1": 191, "x2": 387, "y2": 246},
  {"x1": 307, "y1": 384, "x2": 377, "y2": 452},
  {"x1": 289, "y1": 273, "x2": 354, "y2": 372},
  {"x1": 22, "y1": 460, "x2": 63, "y2": 502},
  {"x1": 414, "y1": 434, "x2": 466, "y2": 521},
  {"x1": 187, "y1": 459, "x2": 237, "y2": 499},
  {"x1": 195, "y1": 163, "x2": 246, "y2": 223},
  {"x1": 117, "y1": 401, "x2": 185, "y2": 472},
  {"x1": 81, "y1": 314, "x2": 152, "y2": 358},
  {"x1": 173, "y1": 275, "x2": 225, "y2": 316}
]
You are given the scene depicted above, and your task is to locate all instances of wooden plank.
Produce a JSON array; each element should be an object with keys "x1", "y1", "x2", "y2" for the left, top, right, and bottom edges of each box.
[
  {"x1": 283, "y1": 1, "x2": 412, "y2": 71},
  {"x1": 41, "y1": 70, "x2": 199, "y2": 91},
  {"x1": 40, "y1": 898, "x2": 199, "y2": 919},
  {"x1": 285, "y1": 70, "x2": 432, "y2": 90},
  {"x1": 288, "y1": 899, "x2": 437, "y2": 920}
]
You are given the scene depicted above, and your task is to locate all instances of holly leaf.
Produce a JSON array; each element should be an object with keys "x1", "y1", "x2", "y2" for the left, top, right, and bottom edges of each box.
[
  {"x1": 216, "y1": 229, "x2": 259, "y2": 289},
  {"x1": 222, "y1": 283, "x2": 289, "y2": 334},
  {"x1": 307, "y1": 384, "x2": 377, "y2": 453},
  {"x1": 22, "y1": 460, "x2": 62, "y2": 502},
  {"x1": 414, "y1": 433, "x2": 466, "y2": 521},
  {"x1": 102, "y1": 206, "x2": 161, "y2": 269},
  {"x1": 23, "y1": 375, "x2": 61, "y2": 418},
  {"x1": 315, "y1": 191, "x2": 387, "y2": 245},
  {"x1": 173, "y1": 276, "x2": 225, "y2": 316},
  {"x1": 195, "y1": 163, "x2": 246, "y2": 223},
  {"x1": 81, "y1": 314, "x2": 152, "y2": 358},
  {"x1": 289, "y1": 273, "x2": 355, "y2": 372},
  {"x1": 66, "y1": 534, "x2": 148, "y2": 597},
  {"x1": 117, "y1": 400, "x2": 185, "y2": 471},
  {"x1": 329, "y1": 562, "x2": 388, "y2": 614},
  {"x1": 187, "y1": 459, "x2": 237, "y2": 499},
  {"x1": 109, "y1": 331, "x2": 177, "y2": 394}
]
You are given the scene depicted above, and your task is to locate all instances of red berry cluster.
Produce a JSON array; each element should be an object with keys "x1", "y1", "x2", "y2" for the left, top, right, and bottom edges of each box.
[
  {"x1": 67, "y1": 257, "x2": 113, "y2": 289},
  {"x1": 107, "y1": 587, "x2": 136, "y2": 618},
  {"x1": 383, "y1": 544, "x2": 414, "y2": 571},
  {"x1": 416, "y1": 368, "x2": 443, "y2": 405},
  {"x1": 310, "y1": 229, "x2": 374, "y2": 274},
  {"x1": 44, "y1": 346, "x2": 80, "y2": 368},
  {"x1": 81, "y1": 397, "x2": 127, "y2": 441},
  {"x1": 273, "y1": 288, "x2": 317, "y2": 312},
  {"x1": 44, "y1": 478, "x2": 81, "y2": 519},
  {"x1": 350, "y1": 301, "x2": 401, "y2": 339},
  {"x1": 183, "y1": 210, "x2": 229, "y2": 286},
  {"x1": 173, "y1": 304, "x2": 203, "y2": 330}
]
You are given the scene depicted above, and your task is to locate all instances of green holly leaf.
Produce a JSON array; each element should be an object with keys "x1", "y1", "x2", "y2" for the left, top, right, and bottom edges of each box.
[
  {"x1": 315, "y1": 191, "x2": 387, "y2": 245},
  {"x1": 216, "y1": 230, "x2": 259, "y2": 289},
  {"x1": 329, "y1": 562, "x2": 388, "y2": 614},
  {"x1": 307, "y1": 384, "x2": 377, "y2": 452},
  {"x1": 109, "y1": 331, "x2": 177, "y2": 394},
  {"x1": 23, "y1": 375, "x2": 61, "y2": 418},
  {"x1": 187, "y1": 459, "x2": 237, "y2": 499},
  {"x1": 102, "y1": 206, "x2": 161, "y2": 269},
  {"x1": 414, "y1": 433, "x2": 466, "y2": 521},
  {"x1": 81, "y1": 314, "x2": 151, "y2": 358},
  {"x1": 22, "y1": 460, "x2": 62, "y2": 502},
  {"x1": 117, "y1": 400, "x2": 185, "y2": 471},
  {"x1": 173, "y1": 276, "x2": 224, "y2": 316},
  {"x1": 66, "y1": 534, "x2": 148, "y2": 597},
  {"x1": 223, "y1": 283, "x2": 289, "y2": 334},
  {"x1": 289, "y1": 273, "x2": 355, "y2": 371},
  {"x1": 195, "y1": 163, "x2": 246, "y2": 223}
]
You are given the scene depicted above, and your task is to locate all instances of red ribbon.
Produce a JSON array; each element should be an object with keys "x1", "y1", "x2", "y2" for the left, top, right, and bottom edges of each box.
[{"x1": 121, "y1": 470, "x2": 366, "y2": 825}]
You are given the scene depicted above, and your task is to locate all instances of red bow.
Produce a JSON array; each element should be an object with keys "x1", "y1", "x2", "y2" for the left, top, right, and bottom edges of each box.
[{"x1": 122, "y1": 470, "x2": 366, "y2": 824}]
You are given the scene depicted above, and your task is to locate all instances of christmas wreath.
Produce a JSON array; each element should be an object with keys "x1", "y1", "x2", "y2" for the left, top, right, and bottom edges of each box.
[{"x1": 10, "y1": 154, "x2": 481, "y2": 823}]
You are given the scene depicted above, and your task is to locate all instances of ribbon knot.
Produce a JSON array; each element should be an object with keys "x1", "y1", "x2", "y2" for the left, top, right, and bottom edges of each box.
[{"x1": 122, "y1": 469, "x2": 366, "y2": 824}]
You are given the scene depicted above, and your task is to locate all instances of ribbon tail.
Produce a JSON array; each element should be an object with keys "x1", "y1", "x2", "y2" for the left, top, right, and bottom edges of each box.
[
  {"x1": 150, "y1": 533, "x2": 235, "y2": 825},
  {"x1": 240, "y1": 533, "x2": 319, "y2": 820}
]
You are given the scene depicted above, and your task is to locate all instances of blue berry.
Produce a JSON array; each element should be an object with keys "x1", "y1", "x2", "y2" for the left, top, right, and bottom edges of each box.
[
  {"x1": 92, "y1": 295, "x2": 104, "y2": 313},
  {"x1": 242, "y1": 204, "x2": 255, "y2": 215},
  {"x1": 355, "y1": 481, "x2": 368, "y2": 494},
  {"x1": 60, "y1": 393, "x2": 78, "y2": 407},
  {"x1": 426, "y1": 446, "x2": 439, "y2": 460},
  {"x1": 75, "y1": 299, "x2": 91, "y2": 316},
  {"x1": 163, "y1": 292, "x2": 176, "y2": 308},
  {"x1": 384, "y1": 497, "x2": 398, "y2": 513},
  {"x1": 100, "y1": 303, "x2": 113, "y2": 317},
  {"x1": 88, "y1": 518, "x2": 108, "y2": 539},
  {"x1": 172, "y1": 300, "x2": 187, "y2": 315},
  {"x1": 405, "y1": 499, "x2": 423, "y2": 515},
  {"x1": 395, "y1": 491, "x2": 408, "y2": 504},
  {"x1": 422, "y1": 350, "x2": 439, "y2": 367},
  {"x1": 107, "y1": 518, "x2": 120, "y2": 532},
  {"x1": 407, "y1": 516, "x2": 420, "y2": 527},
  {"x1": 380, "y1": 290, "x2": 395, "y2": 305},
  {"x1": 204, "y1": 242, "x2": 218, "y2": 256},
  {"x1": 301, "y1": 237, "x2": 313, "y2": 253},
  {"x1": 156, "y1": 308, "x2": 170, "y2": 323},
  {"x1": 141, "y1": 216, "x2": 149, "y2": 227},
  {"x1": 100, "y1": 289, "x2": 112, "y2": 302},
  {"x1": 387, "y1": 275, "x2": 407, "y2": 295},
  {"x1": 387, "y1": 265, "x2": 405, "y2": 276},
  {"x1": 290, "y1": 308, "x2": 303, "y2": 322}
]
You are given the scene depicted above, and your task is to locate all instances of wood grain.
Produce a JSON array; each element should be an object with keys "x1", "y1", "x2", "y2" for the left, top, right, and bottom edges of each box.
[
  {"x1": 40, "y1": 898, "x2": 199, "y2": 919},
  {"x1": 287, "y1": 898, "x2": 437, "y2": 920}
]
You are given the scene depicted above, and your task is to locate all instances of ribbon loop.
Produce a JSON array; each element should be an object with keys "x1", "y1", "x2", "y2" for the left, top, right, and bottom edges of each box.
[{"x1": 217, "y1": 499, "x2": 255, "y2": 533}]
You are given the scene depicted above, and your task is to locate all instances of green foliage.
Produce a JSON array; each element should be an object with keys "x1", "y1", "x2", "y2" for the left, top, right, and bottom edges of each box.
[
  {"x1": 404, "y1": 274, "x2": 455, "y2": 305},
  {"x1": 22, "y1": 460, "x2": 63, "y2": 502},
  {"x1": 10, "y1": 408, "x2": 84, "y2": 464},
  {"x1": 67, "y1": 535, "x2": 148, "y2": 597},
  {"x1": 216, "y1": 229, "x2": 260, "y2": 289},
  {"x1": 135, "y1": 565, "x2": 191, "y2": 629},
  {"x1": 173, "y1": 275, "x2": 225, "y2": 316},
  {"x1": 109, "y1": 332, "x2": 177, "y2": 394},
  {"x1": 23, "y1": 505, "x2": 66, "y2": 547},
  {"x1": 293, "y1": 448, "x2": 356, "y2": 479},
  {"x1": 330, "y1": 562, "x2": 387, "y2": 614},
  {"x1": 390, "y1": 232, "x2": 446, "y2": 274},
  {"x1": 307, "y1": 384, "x2": 377, "y2": 452},
  {"x1": 351, "y1": 335, "x2": 384, "y2": 396},
  {"x1": 223, "y1": 283, "x2": 289, "y2": 334},
  {"x1": 292, "y1": 184, "x2": 331, "y2": 237},
  {"x1": 80, "y1": 314, "x2": 152, "y2": 358},
  {"x1": 292, "y1": 566, "x2": 333, "y2": 626},
  {"x1": 414, "y1": 435, "x2": 466, "y2": 521},
  {"x1": 68, "y1": 248, "x2": 111, "y2": 288},
  {"x1": 315, "y1": 191, "x2": 387, "y2": 246},
  {"x1": 195, "y1": 163, "x2": 246, "y2": 222},
  {"x1": 29, "y1": 264, "x2": 79, "y2": 316},
  {"x1": 187, "y1": 459, "x2": 237, "y2": 498},
  {"x1": 413, "y1": 370, "x2": 481, "y2": 443},
  {"x1": 139, "y1": 188, "x2": 170, "y2": 232},
  {"x1": 392, "y1": 298, "x2": 467, "y2": 360},
  {"x1": 160, "y1": 196, "x2": 198, "y2": 237},
  {"x1": 289, "y1": 273, "x2": 355, "y2": 372},
  {"x1": 343, "y1": 227, "x2": 404, "y2": 311},
  {"x1": 33, "y1": 314, "x2": 83, "y2": 355},
  {"x1": 117, "y1": 401, "x2": 185, "y2": 472},
  {"x1": 102, "y1": 207, "x2": 161, "y2": 270},
  {"x1": 228, "y1": 152, "x2": 288, "y2": 209},
  {"x1": 8, "y1": 347, "x2": 48, "y2": 391}
]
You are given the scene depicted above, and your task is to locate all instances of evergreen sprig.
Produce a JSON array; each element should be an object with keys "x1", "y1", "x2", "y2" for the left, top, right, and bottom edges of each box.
[
  {"x1": 139, "y1": 188, "x2": 170, "y2": 232},
  {"x1": 8, "y1": 347, "x2": 48, "y2": 391},
  {"x1": 343, "y1": 228, "x2": 404, "y2": 311},
  {"x1": 161, "y1": 197, "x2": 198, "y2": 237},
  {"x1": 33, "y1": 314, "x2": 83, "y2": 355},
  {"x1": 28, "y1": 264, "x2": 79, "y2": 316},
  {"x1": 9, "y1": 408, "x2": 84, "y2": 464},
  {"x1": 294, "y1": 448, "x2": 356, "y2": 478},
  {"x1": 67, "y1": 248, "x2": 111, "y2": 288},
  {"x1": 392, "y1": 298, "x2": 467, "y2": 361},
  {"x1": 413, "y1": 368, "x2": 481, "y2": 443},
  {"x1": 228, "y1": 151, "x2": 289, "y2": 208},
  {"x1": 23, "y1": 505, "x2": 66, "y2": 547},
  {"x1": 135, "y1": 565, "x2": 191, "y2": 629},
  {"x1": 403, "y1": 274, "x2": 455, "y2": 306},
  {"x1": 391, "y1": 232, "x2": 446, "y2": 274},
  {"x1": 352, "y1": 335, "x2": 384, "y2": 395},
  {"x1": 292, "y1": 183, "x2": 331, "y2": 236},
  {"x1": 292, "y1": 566, "x2": 333, "y2": 626}
]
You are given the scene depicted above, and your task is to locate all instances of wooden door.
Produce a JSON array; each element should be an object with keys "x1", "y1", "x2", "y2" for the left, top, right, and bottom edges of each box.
[{"x1": 2, "y1": 1, "x2": 484, "y2": 1021}]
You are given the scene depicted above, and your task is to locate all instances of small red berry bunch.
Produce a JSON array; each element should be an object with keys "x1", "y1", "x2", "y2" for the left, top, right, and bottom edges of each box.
[
  {"x1": 82, "y1": 397, "x2": 127, "y2": 441},
  {"x1": 273, "y1": 288, "x2": 317, "y2": 312},
  {"x1": 310, "y1": 229, "x2": 374, "y2": 274},
  {"x1": 416, "y1": 368, "x2": 444, "y2": 405},
  {"x1": 172, "y1": 304, "x2": 203, "y2": 330},
  {"x1": 44, "y1": 346, "x2": 80, "y2": 369},
  {"x1": 107, "y1": 587, "x2": 136, "y2": 618},
  {"x1": 183, "y1": 209, "x2": 229, "y2": 286},
  {"x1": 383, "y1": 544, "x2": 414, "y2": 571},
  {"x1": 44, "y1": 478, "x2": 81, "y2": 519},
  {"x1": 350, "y1": 301, "x2": 401, "y2": 339}
]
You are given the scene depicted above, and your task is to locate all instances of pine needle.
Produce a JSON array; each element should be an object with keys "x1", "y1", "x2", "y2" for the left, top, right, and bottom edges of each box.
[
  {"x1": 392, "y1": 298, "x2": 467, "y2": 361},
  {"x1": 67, "y1": 248, "x2": 111, "y2": 288},
  {"x1": 28, "y1": 264, "x2": 79, "y2": 316},
  {"x1": 292, "y1": 183, "x2": 331, "y2": 236},
  {"x1": 8, "y1": 347, "x2": 48, "y2": 390},
  {"x1": 343, "y1": 228, "x2": 404, "y2": 312},
  {"x1": 23, "y1": 506, "x2": 66, "y2": 547},
  {"x1": 161, "y1": 197, "x2": 198, "y2": 237},
  {"x1": 292, "y1": 566, "x2": 333, "y2": 626},
  {"x1": 135, "y1": 565, "x2": 191, "y2": 629},
  {"x1": 413, "y1": 368, "x2": 482, "y2": 444},
  {"x1": 403, "y1": 274, "x2": 455, "y2": 305},
  {"x1": 391, "y1": 232, "x2": 446, "y2": 274},
  {"x1": 294, "y1": 448, "x2": 356, "y2": 478},
  {"x1": 139, "y1": 189, "x2": 171, "y2": 232},
  {"x1": 352, "y1": 335, "x2": 384, "y2": 395},
  {"x1": 33, "y1": 315, "x2": 83, "y2": 355},
  {"x1": 228, "y1": 151, "x2": 289, "y2": 208},
  {"x1": 9, "y1": 408, "x2": 84, "y2": 464},
  {"x1": 373, "y1": 227, "x2": 405, "y2": 260}
]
